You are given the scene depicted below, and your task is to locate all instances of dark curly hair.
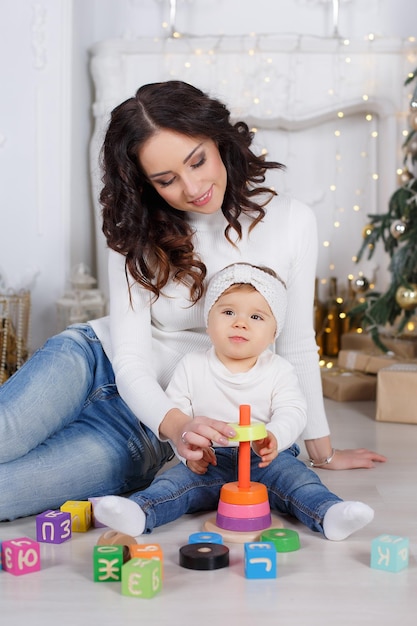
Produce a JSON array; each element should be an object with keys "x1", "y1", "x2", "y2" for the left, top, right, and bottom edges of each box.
[{"x1": 100, "y1": 80, "x2": 284, "y2": 303}]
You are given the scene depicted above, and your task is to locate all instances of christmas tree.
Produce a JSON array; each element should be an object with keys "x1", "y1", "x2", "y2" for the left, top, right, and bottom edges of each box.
[{"x1": 353, "y1": 68, "x2": 417, "y2": 352}]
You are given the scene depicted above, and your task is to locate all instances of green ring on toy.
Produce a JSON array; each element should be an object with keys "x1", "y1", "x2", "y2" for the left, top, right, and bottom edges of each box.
[
  {"x1": 227, "y1": 422, "x2": 267, "y2": 442},
  {"x1": 260, "y1": 528, "x2": 300, "y2": 552}
]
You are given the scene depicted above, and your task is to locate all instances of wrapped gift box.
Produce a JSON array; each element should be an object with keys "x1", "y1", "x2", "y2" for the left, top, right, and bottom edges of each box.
[
  {"x1": 341, "y1": 332, "x2": 417, "y2": 359},
  {"x1": 321, "y1": 367, "x2": 377, "y2": 402},
  {"x1": 337, "y1": 349, "x2": 401, "y2": 374},
  {"x1": 376, "y1": 364, "x2": 417, "y2": 424}
]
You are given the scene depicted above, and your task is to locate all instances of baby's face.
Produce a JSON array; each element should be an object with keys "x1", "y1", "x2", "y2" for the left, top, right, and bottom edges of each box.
[{"x1": 207, "y1": 287, "x2": 276, "y2": 371}]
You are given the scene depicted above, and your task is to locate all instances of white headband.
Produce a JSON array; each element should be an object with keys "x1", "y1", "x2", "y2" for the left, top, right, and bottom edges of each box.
[{"x1": 203, "y1": 263, "x2": 287, "y2": 338}]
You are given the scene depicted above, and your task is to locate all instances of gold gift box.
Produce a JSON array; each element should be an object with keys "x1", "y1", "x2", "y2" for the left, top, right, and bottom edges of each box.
[{"x1": 376, "y1": 364, "x2": 417, "y2": 424}]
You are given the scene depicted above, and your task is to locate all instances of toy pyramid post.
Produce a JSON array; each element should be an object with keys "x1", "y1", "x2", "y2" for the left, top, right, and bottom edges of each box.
[{"x1": 204, "y1": 404, "x2": 284, "y2": 543}]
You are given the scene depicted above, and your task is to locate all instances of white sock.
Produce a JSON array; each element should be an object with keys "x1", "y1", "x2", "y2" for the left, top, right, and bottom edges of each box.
[
  {"x1": 323, "y1": 501, "x2": 374, "y2": 541},
  {"x1": 94, "y1": 495, "x2": 146, "y2": 538}
]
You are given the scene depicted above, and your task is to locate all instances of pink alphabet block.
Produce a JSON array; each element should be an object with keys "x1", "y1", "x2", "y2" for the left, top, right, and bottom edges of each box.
[
  {"x1": 2, "y1": 537, "x2": 41, "y2": 576},
  {"x1": 36, "y1": 509, "x2": 72, "y2": 544}
]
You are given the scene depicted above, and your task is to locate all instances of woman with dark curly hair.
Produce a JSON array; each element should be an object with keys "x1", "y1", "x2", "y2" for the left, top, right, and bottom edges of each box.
[{"x1": 0, "y1": 81, "x2": 385, "y2": 521}]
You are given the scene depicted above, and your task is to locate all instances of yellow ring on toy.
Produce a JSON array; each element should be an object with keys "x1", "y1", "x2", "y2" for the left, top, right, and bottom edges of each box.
[{"x1": 227, "y1": 422, "x2": 267, "y2": 442}]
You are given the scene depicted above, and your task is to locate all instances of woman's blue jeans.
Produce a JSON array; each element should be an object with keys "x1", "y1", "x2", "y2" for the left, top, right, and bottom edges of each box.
[
  {"x1": 0, "y1": 324, "x2": 173, "y2": 521},
  {"x1": 131, "y1": 446, "x2": 343, "y2": 536}
]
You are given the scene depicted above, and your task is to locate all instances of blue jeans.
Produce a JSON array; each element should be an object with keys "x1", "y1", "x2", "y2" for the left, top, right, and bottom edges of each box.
[
  {"x1": 131, "y1": 445, "x2": 343, "y2": 535},
  {"x1": 0, "y1": 324, "x2": 173, "y2": 521}
]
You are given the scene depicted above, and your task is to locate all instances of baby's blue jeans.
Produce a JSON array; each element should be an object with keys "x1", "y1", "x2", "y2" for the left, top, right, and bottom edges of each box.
[
  {"x1": 0, "y1": 324, "x2": 172, "y2": 521},
  {"x1": 131, "y1": 446, "x2": 343, "y2": 535}
]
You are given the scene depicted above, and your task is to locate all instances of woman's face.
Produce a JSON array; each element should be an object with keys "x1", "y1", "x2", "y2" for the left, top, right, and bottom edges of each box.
[{"x1": 138, "y1": 129, "x2": 227, "y2": 214}]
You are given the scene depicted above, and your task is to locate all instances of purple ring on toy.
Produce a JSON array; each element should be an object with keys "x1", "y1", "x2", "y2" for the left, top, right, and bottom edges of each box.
[
  {"x1": 216, "y1": 512, "x2": 272, "y2": 532},
  {"x1": 217, "y1": 500, "x2": 270, "y2": 519}
]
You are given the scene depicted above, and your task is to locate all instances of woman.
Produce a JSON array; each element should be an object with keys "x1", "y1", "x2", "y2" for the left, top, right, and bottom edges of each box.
[{"x1": 0, "y1": 81, "x2": 385, "y2": 521}]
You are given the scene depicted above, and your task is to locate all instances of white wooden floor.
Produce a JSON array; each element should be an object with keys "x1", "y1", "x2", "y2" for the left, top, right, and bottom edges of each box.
[{"x1": 2, "y1": 398, "x2": 417, "y2": 626}]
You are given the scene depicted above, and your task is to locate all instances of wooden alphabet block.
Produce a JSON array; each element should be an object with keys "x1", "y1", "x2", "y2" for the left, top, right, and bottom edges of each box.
[
  {"x1": 370, "y1": 534, "x2": 409, "y2": 572},
  {"x1": 130, "y1": 543, "x2": 163, "y2": 577},
  {"x1": 93, "y1": 545, "x2": 124, "y2": 582},
  {"x1": 244, "y1": 541, "x2": 277, "y2": 579},
  {"x1": 60, "y1": 500, "x2": 92, "y2": 532},
  {"x1": 2, "y1": 537, "x2": 41, "y2": 576},
  {"x1": 36, "y1": 509, "x2": 72, "y2": 544},
  {"x1": 121, "y1": 557, "x2": 162, "y2": 598}
]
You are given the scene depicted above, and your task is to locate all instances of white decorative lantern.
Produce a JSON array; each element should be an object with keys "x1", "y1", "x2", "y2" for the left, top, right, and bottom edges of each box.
[{"x1": 56, "y1": 264, "x2": 106, "y2": 332}]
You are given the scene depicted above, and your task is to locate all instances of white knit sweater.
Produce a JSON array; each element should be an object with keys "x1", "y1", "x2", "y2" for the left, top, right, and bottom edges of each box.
[{"x1": 90, "y1": 194, "x2": 330, "y2": 441}]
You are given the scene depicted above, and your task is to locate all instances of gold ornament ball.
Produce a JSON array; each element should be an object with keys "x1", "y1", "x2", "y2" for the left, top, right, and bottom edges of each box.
[
  {"x1": 395, "y1": 284, "x2": 417, "y2": 310},
  {"x1": 409, "y1": 111, "x2": 417, "y2": 131},
  {"x1": 390, "y1": 219, "x2": 407, "y2": 239},
  {"x1": 352, "y1": 276, "x2": 370, "y2": 293},
  {"x1": 407, "y1": 138, "x2": 417, "y2": 156},
  {"x1": 362, "y1": 224, "x2": 373, "y2": 239},
  {"x1": 397, "y1": 168, "x2": 414, "y2": 185}
]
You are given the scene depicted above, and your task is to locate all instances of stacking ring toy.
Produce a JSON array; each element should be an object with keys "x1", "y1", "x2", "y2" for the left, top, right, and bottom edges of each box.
[{"x1": 203, "y1": 405, "x2": 284, "y2": 542}]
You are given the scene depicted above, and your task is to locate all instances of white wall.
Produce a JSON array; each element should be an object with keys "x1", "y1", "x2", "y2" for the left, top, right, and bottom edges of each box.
[{"x1": 1, "y1": 0, "x2": 417, "y2": 350}]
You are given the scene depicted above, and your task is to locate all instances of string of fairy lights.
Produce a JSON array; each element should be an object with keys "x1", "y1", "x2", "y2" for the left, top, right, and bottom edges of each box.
[{"x1": 150, "y1": 1, "x2": 417, "y2": 302}]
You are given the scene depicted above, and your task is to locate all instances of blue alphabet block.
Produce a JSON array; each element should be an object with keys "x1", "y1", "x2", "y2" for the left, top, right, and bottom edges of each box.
[
  {"x1": 244, "y1": 541, "x2": 277, "y2": 579},
  {"x1": 370, "y1": 534, "x2": 409, "y2": 572}
]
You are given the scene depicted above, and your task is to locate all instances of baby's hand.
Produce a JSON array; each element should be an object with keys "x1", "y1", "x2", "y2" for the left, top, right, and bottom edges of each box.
[
  {"x1": 252, "y1": 431, "x2": 278, "y2": 468},
  {"x1": 186, "y1": 447, "x2": 217, "y2": 475}
]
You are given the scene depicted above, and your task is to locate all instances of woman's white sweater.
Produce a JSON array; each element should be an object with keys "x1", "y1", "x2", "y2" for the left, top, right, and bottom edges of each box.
[{"x1": 90, "y1": 194, "x2": 330, "y2": 442}]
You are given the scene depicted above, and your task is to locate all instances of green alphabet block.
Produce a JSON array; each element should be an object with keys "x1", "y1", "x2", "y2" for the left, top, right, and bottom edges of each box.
[
  {"x1": 121, "y1": 557, "x2": 162, "y2": 598},
  {"x1": 93, "y1": 545, "x2": 124, "y2": 582}
]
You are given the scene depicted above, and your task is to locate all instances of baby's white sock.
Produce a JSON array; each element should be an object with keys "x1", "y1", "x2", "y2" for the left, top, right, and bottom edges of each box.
[
  {"x1": 94, "y1": 495, "x2": 146, "y2": 537},
  {"x1": 323, "y1": 501, "x2": 374, "y2": 541}
]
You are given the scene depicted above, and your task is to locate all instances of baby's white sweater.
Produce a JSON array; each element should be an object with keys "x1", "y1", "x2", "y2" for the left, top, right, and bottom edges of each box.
[
  {"x1": 90, "y1": 194, "x2": 330, "y2": 442},
  {"x1": 166, "y1": 347, "x2": 308, "y2": 453}
]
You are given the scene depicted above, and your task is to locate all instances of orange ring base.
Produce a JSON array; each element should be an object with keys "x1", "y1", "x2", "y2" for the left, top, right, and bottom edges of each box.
[{"x1": 219, "y1": 481, "x2": 268, "y2": 505}]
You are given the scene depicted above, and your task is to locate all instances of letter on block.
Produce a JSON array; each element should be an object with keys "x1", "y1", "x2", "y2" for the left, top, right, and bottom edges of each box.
[
  {"x1": 2, "y1": 537, "x2": 41, "y2": 576},
  {"x1": 60, "y1": 500, "x2": 92, "y2": 532},
  {"x1": 244, "y1": 541, "x2": 277, "y2": 579},
  {"x1": 93, "y1": 545, "x2": 124, "y2": 582},
  {"x1": 121, "y1": 557, "x2": 162, "y2": 598},
  {"x1": 370, "y1": 534, "x2": 409, "y2": 572},
  {"x1": 36, "y1": 510, "x2": 72, "y2": 544}
]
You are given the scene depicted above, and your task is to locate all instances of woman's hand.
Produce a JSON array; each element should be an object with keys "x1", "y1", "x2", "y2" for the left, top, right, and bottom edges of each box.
[
  {"x1": 252, "y1": 431, "x2": 278, "y2": 468},
  {"x1": 321, "y1": 447, "x2": 387, "y2": 470},
  {"x1": 159, "y1": 408, "x2": 236, "y2": 460},
  {"x1": 305, "y1": 436, "x2": 387, "y2": 470}
]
